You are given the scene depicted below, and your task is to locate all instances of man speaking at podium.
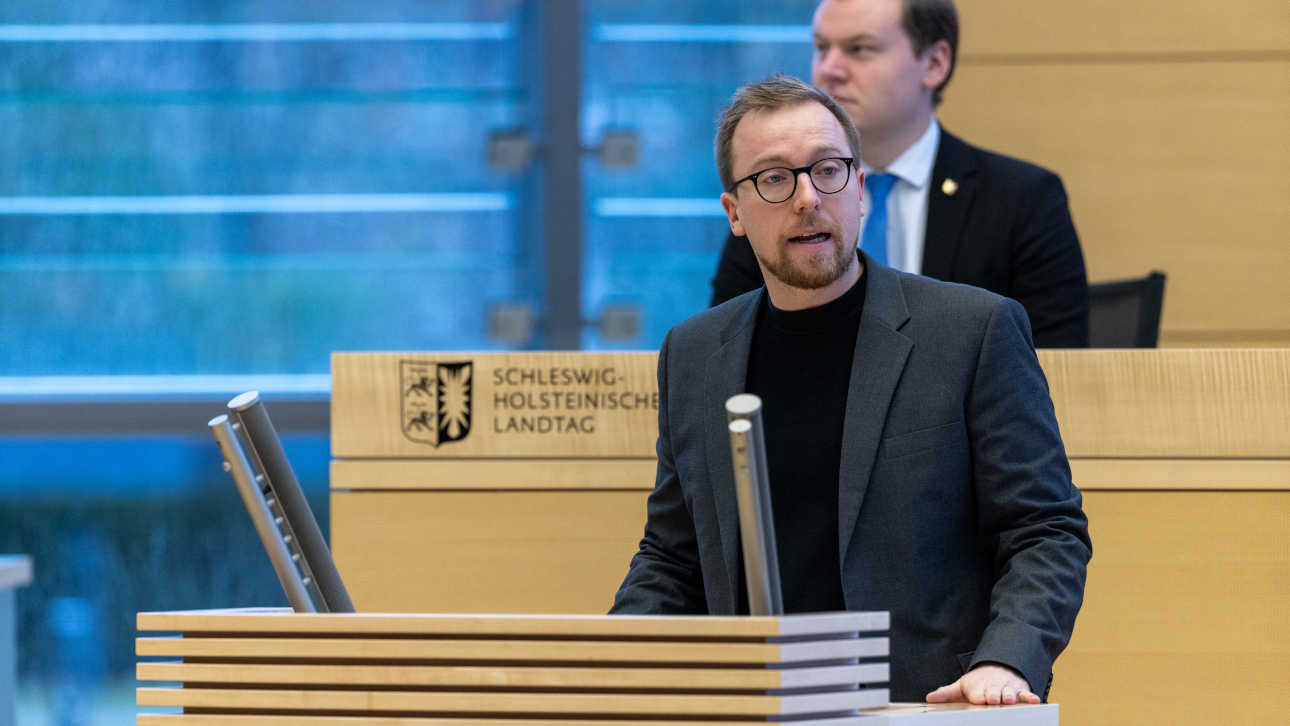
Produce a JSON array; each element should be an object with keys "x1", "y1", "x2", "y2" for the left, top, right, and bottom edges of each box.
[{"x1": 611, "y1": 76, "x2": 1091, "y2": 707}]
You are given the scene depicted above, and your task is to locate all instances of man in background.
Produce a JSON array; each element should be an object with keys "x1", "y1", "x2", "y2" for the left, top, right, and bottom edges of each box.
[{"x1": 709, "y1": 0, "x2": 1089, "y2": 348}]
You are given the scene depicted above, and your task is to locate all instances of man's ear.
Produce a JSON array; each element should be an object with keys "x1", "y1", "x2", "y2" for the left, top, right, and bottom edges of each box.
[
  {"x1": 720, "y1": 191, "x2": 746, "y2": 237},
  {"x1": 921, "y1": 39, "x2": 952, "y2": 91}
]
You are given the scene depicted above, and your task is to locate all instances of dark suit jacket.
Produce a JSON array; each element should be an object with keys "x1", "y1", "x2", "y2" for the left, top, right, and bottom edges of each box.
[
  {"x1": 709, "y1": 130, "x2": 1090, "y2": 348},
  {"x1": 613, "y1": 257, "x2": 1092, "y2": 702}
]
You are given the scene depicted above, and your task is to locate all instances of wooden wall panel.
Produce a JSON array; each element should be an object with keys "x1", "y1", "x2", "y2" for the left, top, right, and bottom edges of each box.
[
  {"x1": 330, "y1": 490, "x2": 647, "y2": 614},
  {"x1": 1049, "y1": 491, "x2": 1290, "y2": 725},
  {"x1": 330, "y1": 350, "x2": 1290, "y2": 726},
  {"x1": 334, "y1": 458, "x2": 1290, "y2": 493},
  {"x1": 939, "y1": 61, "x2": 1290, "y2": 344},
  {"x1": 329, "y1": 490, "x2": 1289, "y2": 724},
  {"x1": 331, "y1": 352, "x2": 658, "y2": 458},
  {"x1": 1037, "y1": 349, "x2": 1290, "y2": 458},
  {"x1": 1068, "y1": 459, "x2": 1290, "y2": 490},
  {"x1": 958, "y1": 0, "x2": 1290, "y2": 55},
  {"x1": 333, "y1": 350, "x2": 1290, "y2": 463}
]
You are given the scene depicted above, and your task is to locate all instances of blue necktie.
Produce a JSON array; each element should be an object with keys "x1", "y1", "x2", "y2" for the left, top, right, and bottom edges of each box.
[{"x1": 861, "y1": 173, "x2": 897, "y2": 267}]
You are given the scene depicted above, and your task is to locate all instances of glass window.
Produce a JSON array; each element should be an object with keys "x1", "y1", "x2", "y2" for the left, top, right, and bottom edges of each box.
[
  {"x1": 0, "y1": 0, "x2": 534, "y2": 376},
  {"x1": 1, "y1": 2, "x2": 533, "y2": 722},
  {"x1": 581, "y1": 1, "x2": 814, "y2": 348}
]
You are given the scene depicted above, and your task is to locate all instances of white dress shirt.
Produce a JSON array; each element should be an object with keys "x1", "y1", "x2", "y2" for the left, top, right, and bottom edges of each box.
[{"x1": 858, "y1": 119, "x2": 940, "y2": 274}]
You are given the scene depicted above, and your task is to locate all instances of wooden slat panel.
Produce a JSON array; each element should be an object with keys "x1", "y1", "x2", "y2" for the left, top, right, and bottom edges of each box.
[
  {"x1": 328, "y1": 459, "x2": 1287, "y2": 615},
  {"x1": 330, "y1": 459, "x2": 656, "y2": 491},
  {"x1": 1050, "y1": 491, "x2": 1290, "y2": 725},
  {"x1": 135, "y1": 662, "x2": 888, "y2": 690},
  {"x1": 1160, "y1": 329, "x2": 1290, "y2": 349},
  {"x1": 329, "y1": 490, "x2": 646, "y2": 614},
  {"x1": 134, "y1": 718, "x2": 866, "y2": 726},
  {"x1": 135, "y1": 635, "x2": 888, "y2": 663},
  {"x1": 941, "y1": 61, "x2": 1290, "y2": 342},
  {"x1": 329, "y1": 470, "x2": 1289, "y2": 617},
  {"x1": 957, "y1": 0, "x2": 1290, "y2": 55},
  {"x1": 133, "y1": 717, "x2": 871, "y2": 726},
  {"x1": 134, "y1": 703, "x2": 1058, "y2": 726},
  {"x1": 137, "y1": 609, "x2": 887, "y2": 639},
  {"x1": 135, "y1": 686, "x2": 889, "y2": 716},
  {"x1": 1070, "y1": 458, "x2": 1290, "y2": 490},
  {"x1": 331, "y1": 458, "x2": 1290, "y2": 494},
  {"x1": 1037, "y1": 350, "x2": 1290, "y2": 457},
  {"x1": 331, "y1": 353, "x2": 659, "y2": 458},
  {"x1": 332, "y1": 351, "x2": 1290, "y2": 464}
]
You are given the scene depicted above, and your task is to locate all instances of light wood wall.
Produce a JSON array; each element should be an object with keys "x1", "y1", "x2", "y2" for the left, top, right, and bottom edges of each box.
[
  {"x1": 936, "y1": 1, "x2": 1290, "y2": 347},
  {"x1": 330, "y1": 350, "x2": 1290, "y2": 726}
]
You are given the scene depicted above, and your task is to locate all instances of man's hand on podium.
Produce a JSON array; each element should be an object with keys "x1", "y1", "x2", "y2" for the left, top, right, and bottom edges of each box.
[{"x1": 925, "y1": 663, "x2": 1040, "y2": 706}]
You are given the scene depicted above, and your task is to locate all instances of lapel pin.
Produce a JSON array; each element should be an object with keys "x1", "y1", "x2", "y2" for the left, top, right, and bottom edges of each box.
[{"x1": 941, "y1": 178, "x2": 958, "y2": 196}]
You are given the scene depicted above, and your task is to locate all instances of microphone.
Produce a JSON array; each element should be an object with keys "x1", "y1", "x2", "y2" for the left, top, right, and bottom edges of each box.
[{"x1": 726, "y1": 393, "x2": 783, "y2": 616}]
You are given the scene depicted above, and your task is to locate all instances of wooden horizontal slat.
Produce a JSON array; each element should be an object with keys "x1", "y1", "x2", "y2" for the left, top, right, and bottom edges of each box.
[
  {"x1": 1161, "y1": 329, "x2": 1290, "y2": 349},
  {"x1": 1069, "y1": 458, "x2": 1290, "y2": 490},
  {"x1": 134, "y1": 718, "x2": 867, "y2": 726},
  {"x1": 135, "y1": 635, "x2": 888, "y2": 664},
  {"x1": 137, "y1": 609, "x2": 887, "y2": 639},
  {"x1": 941, "y1": 61, "x2": 1290, "y2": 342},
  {"x1": 1038, "y1": 350, "x2": 1290, "y2": 457},
  {"x1": 331, "y1": 352, "x2": 659, "y2": 458},
  {"x1": 330, "y1": 459, "x2": 656, "y2": 491},
  {"x1": 134, "y1": 703, "x2": 1058, "y2": 725},
  {"x1": 133, "y1": 717, "x2": 869, "y2": 726},
  {"x1": 135, "y1": 662, "x2": 888, "y2": 690},
  {"x1": 331, "y1": 456, "x2": 1290, "y2": 493},
  {"x1": 957, "y1": 0, "x2": 1289, "y2": 56},
  {"x1": 135, "y1": 686, "x2": 889, "y2": 716}
]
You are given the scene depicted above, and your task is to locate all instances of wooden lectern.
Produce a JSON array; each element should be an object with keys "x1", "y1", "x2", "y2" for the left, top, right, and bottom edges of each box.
[
  {"x1": 136, "y1": 608, "x2": 1058, "y2": 724},
  {"x1": 138, "y1": 608, "x2": 890, "y2": 722},
  {"x1": 148, "y1": 350, "x2": 1289, "y2": 723},
  {"x1": 325, "y1": 350, "x2": 1290, "y2": 724}
]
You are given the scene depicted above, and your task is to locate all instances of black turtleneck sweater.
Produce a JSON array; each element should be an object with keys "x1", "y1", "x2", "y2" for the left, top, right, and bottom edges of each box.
[{"x1": 743, "y1": 269, "x2": 867, "y2": 614}]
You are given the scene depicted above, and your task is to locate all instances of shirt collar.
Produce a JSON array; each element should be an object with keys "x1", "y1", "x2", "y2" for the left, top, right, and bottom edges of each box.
[{"x1": 861, "y1": 118, "x2": 940, "y2": 190}]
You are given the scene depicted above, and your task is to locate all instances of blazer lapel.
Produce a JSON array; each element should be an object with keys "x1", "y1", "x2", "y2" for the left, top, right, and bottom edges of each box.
[
  {"x1": 839, "y1": 258, "x2": 913, "y2": 566},
  {"x1": 921, "y1": 129, "x2": 978, "y2": 281},
  {"x1": 703, "y1": 291, "x2": 761, "y2": 609}
]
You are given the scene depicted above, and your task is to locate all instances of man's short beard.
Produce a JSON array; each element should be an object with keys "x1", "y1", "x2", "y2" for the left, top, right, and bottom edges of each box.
[{"x1": 758, "y1": 235, "x2": 856, "y2": 290}]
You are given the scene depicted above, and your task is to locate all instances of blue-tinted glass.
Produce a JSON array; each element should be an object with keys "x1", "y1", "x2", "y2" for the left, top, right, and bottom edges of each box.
[
  {"x1": 1, "y1": 3, "x2": 530, "y2": 722},
  {"x1": 0, "y1": 0, "x2": 532, "y2": 376},
  {"x1": 1, "y1": 434, "x2": 330, "y2": 722},
  {"x1": 582, "y1": 2, "x2": 816, "y2": 349}
]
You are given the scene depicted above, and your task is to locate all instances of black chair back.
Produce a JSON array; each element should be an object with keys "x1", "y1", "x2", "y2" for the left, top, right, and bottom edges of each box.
[{"x1": 1088, "y1": 271, "x2": 1167, "y2": 348}]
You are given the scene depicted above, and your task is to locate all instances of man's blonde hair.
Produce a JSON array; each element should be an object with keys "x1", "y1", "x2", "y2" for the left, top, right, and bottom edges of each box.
[{"x1": 715, "y1": 75, "x2": 861, "y2": 192}]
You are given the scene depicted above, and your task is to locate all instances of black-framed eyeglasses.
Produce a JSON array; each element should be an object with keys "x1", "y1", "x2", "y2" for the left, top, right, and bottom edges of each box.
[{"x1": 728, "y1": 157, "x2": 855, "y2": 204}]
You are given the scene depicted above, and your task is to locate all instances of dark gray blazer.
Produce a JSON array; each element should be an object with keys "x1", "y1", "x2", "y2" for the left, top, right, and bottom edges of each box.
[{"x1": 612, "y1": 256, "x2": 1092, "y2": 702}]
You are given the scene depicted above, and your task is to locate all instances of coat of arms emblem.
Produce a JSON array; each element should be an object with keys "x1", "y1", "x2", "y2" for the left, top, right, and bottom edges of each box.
[{"x1": 400, "y1": 360, "x2": 473, "y2": 446}]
